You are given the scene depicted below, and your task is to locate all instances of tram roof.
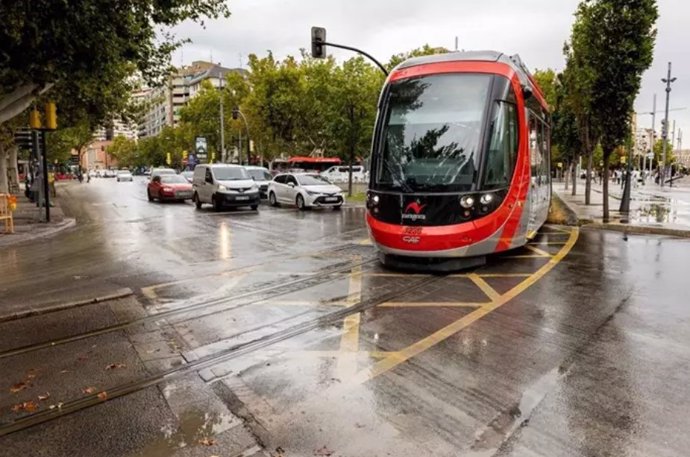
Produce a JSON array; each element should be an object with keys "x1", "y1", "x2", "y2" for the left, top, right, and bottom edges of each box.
[{"x1": 394, "y1": 50, "x2": 541, "y2": 96}]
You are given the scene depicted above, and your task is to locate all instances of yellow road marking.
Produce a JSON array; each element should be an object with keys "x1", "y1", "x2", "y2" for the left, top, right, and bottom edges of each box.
[
  {"x1": 350, "y1": 227, "x2": 579, "y2": 384},
  {"x1": 469, "y1": 273, "x2": 532, "y2": 278},
  {"x1": 337, "y1": 259, "x2": 363, "y2": 379},
  {"x1": 358, "y1": 238, "x2": 372, "y2": 245},
  {"x1": 467, "y1": 274, "x2": 501, "y2": 302},
  {"x1": 523, "y1": 245, "x2": 552, "y2": 257},
  {"x1": 529, "y1": 241, "x2": 567, "y2": 246},
  {"x1": 503, "y1": 254, "x2": 552, "y2": 259},
  {"x1": 379, "y1": 301, "x2": 485, "y2": 308}
]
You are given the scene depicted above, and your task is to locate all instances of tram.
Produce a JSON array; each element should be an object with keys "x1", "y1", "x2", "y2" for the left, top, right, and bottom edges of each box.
[{"x1": 366, "y1": 51, "x2": 552, "y2": 270}]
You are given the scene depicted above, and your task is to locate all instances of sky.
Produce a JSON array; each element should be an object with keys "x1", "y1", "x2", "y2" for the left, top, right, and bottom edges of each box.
[{"x1": 171, "y1": 0, "x2": 689, "y2": 149}]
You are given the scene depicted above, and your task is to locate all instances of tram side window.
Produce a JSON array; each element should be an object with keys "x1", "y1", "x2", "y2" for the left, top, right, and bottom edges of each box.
[
  {"x1": 542, "y1": 124, "x2": 551, "y2": 184},
  {"x1": 483, "y1": 101, "x2": 518, "y2": 189},
  {"x1": 529, "y1": 115, "x2": 541, "y2": 178}
]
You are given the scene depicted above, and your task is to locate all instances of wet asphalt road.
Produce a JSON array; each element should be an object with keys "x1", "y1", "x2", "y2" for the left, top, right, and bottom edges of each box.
[{"x1": 0, "y1": 178, "x2": 689, "y2": 457}]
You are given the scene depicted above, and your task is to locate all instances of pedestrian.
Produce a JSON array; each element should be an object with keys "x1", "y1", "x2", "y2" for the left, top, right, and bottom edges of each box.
[{"x1": 48, "y1": 170, "x2": 56, "y2": 197}]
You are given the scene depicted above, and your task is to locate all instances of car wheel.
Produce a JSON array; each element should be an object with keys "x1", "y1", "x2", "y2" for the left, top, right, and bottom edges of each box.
[
  {"x1": 296, "y1": 194, "x2": 307, "y2": 211},
  {"x1": 158, "y1": 191, "x2": 165, "y2": 203},
  {"x1": 212, "y1": 194, "x2": 222, "y2": 212},
  {"x1": 333, "y1": 205, "x2": 342, "y2": 210},
  {"x1": 147, "y1": 190, "x2": 153, "y2": 202},
  {"x1": 269, "y1": 192, "x2": 278, "y2": 207},
  {"x1": 251, "y1": 205, "x2": 258, "y2": 211},
  {"x1": 193, "y1": 192, "x2": 202, "y2": 209}
]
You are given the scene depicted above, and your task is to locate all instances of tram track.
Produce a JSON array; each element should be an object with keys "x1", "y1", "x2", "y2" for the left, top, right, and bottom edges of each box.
[
  {"x1": 0, "y1": 273, "x2": 445, "y2": 437},
  {"x1": 0, "y1": 247, "x2": 377, "y2": 361}
]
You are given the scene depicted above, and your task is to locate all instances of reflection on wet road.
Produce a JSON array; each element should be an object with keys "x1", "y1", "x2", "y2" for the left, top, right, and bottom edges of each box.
[{"x1": 1, "y1": 178, "x2": 689, "y2": 457}]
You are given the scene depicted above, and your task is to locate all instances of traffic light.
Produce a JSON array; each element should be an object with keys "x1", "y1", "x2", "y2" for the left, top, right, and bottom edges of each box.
[
  {"x1": 14, "y1": 129, "x2": 33, "y2": 150},
  {"x1": 661, "y1": 119, "x2": 668, "y2": 138},
  {"x1": 311, "y1": 27, "x2": 327, "y2": 59},
  {"x1": 232, "y1": 107, "x2": 239, "y2": 120},
  {"x1": 45, "y1": 102, "x2": 57, "y2": 130},
  {"x1": 29, "y1": 108, "x2": 42, "y2": 129}
]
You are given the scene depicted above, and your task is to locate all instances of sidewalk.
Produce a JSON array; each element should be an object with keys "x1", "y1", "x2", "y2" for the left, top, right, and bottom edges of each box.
[
  {"x1": 0, "y1": 188, "x2": 76, "y2": 248},
  {"x1": 554, "y1": 179, "x2": 690, "y2": 237}
]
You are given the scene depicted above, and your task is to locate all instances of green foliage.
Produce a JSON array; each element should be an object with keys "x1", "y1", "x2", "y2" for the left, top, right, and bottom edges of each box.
[
  {"x1": 387, "y1": 45, "x2": 449, "y2": 70},
  {"x1": 0, "y1": 0, "x2": 230, "y2": 126},
  {"x1": 653, "y1": 138, "x2": 675, "y2": 164},
  {"x1": 47, "y1": 120, "x2": 94, "y2": 163},
  {"x1": 532, "y1": 69, "x2": 558, "y2": 109},
  {"x1": 107, "y1": 136, "x2": 138, "y2": 168}
]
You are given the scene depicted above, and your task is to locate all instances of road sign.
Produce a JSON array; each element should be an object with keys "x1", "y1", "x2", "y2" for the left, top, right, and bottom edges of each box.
[
  {"x1": 646, "y1": 152, "x2": 654, "y2": 159},
  {"x1": 195, "y1": 136, "x2": 208, "y2": 160}
]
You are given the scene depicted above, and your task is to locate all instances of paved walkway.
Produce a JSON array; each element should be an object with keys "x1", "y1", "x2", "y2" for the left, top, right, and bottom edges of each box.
[
  {"x1": 0, "y1": 183, "x2": 75, "y2": 248},
  {"x1": 554, "y1": 178, "x2": 690, "y2": 235}
]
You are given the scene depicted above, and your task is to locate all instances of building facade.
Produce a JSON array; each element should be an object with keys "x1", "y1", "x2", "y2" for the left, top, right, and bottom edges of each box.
[{"x1": 137, "y1": 61, "x2": 246, "y2": 138}]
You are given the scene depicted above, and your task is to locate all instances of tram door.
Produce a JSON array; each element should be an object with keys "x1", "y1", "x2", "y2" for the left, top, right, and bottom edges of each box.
[{"x1": 527, "y1": 112, "x2": 550, "y2": 236}]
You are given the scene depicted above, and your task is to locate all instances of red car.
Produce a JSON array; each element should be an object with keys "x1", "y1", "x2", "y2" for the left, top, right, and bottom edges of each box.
[{"x1": 147, "y1": 174, "x2": 193, "y2": 202}]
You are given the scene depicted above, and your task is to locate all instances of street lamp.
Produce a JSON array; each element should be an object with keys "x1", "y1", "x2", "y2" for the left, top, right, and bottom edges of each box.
[
  {"x1": 660, "y1": 62, "x2": 677, "y2": 187},
  {"x1": 232, "y1": 107, "x2": 251, "y2": 165}
]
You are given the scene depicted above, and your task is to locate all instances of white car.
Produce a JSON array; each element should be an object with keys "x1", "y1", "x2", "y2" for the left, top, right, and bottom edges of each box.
[
  {"x1": 102, "y1": 169, "x2": 117, "y2": 178},
  {"x1": 244, "y1": 166, "x2": 272, "y2": 198},
  {"x1": 192, "y1": 164, "x2": 260, "y2": 211},
  {"x1": 116, "y1": 170, "x2": 133, "y2": 182},
  {"x1": 321, "y1": 165, "x2": 367, "y2": 183},
  {"x1": 268, "y1": 173, "x2": 345, "y2": 210}
]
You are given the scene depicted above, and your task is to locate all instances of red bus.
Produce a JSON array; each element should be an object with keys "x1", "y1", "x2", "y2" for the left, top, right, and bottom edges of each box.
[{"x1": 366, "y1": 51, "x2": 551, "y2": 271}]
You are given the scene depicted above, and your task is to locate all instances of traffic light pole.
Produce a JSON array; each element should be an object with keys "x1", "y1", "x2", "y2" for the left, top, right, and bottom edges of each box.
[
  {"x1": 660, "y1": 62, "x2": 676, "y2": 188},
  {"x1": 41, "y1": 132, "x2": 50, "y2": 222},
  {"x1": 321, "y1": 41, "x2": 389, "y2": 76}
]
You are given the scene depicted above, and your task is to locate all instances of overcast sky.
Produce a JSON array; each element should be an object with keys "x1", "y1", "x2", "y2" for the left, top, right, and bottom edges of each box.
[{"x1": 171, "y1": 0, "x2": 689, "y2": 148}]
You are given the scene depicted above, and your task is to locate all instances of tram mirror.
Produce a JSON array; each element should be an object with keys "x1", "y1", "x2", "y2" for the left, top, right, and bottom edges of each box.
[{"x1": 523, "y1": 85, "x2": 533, "y2": 100}]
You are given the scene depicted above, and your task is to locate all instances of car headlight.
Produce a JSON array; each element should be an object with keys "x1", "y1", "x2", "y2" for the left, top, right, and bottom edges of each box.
[
  {"x1": 250, "y1": 184, "x2": 259, "y2": 192},
  {"x1": 306, "y1": 190, "x2": 320, "y2": 196},
  {"x1": 218, "y1": 184, "x2": 227, "y2": 191},
  {"x1": 162, "y1": 187, "x2": 173, "y2": 192}
]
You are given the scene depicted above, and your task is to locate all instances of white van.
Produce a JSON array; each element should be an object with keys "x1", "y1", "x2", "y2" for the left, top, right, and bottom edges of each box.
[
  {"x1": 321, "y1": 165, "x2": 366, "y2": 183},
  {"x1": 192, "y1": 164, "x2": 260, "y2": 211}
]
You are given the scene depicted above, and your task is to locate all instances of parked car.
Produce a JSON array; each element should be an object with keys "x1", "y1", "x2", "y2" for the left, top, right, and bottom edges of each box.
[
  {"x1": 147, "y1": 174, "x2": 193, "y2": 202},
  {"x1": 321, "y1": 165, "x2": 367, "y2": 183},
  {"x1": 116, "y1": 170, "x2": 133, "y2": 182},
  {"x1": 181, "y1": 170, "x2": 194, "y2": 183},
  {"x1": 102, "y1": 169, "x2": 117, "y2": 178},
  {"x1": 244, "y1": 166, "x2": 272, "y2": 198},
  {"x1": 192, "y1": 164, "x2": 260, "y2": 211},
  {"x1": 268, "y1": 173, "x2": 344, "y2": 210}
]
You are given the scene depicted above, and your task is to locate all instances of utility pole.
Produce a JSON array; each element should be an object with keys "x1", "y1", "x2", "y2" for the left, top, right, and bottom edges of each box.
[
  {"x1": 649, "y1": 94, "x2": 656, "y2": 177},
  {"x1": 219, "y1": 75, "x2": 226, "y2": 163},
  {"x1": 661, "y1": 62, "x2": 676, "y2": 187}
]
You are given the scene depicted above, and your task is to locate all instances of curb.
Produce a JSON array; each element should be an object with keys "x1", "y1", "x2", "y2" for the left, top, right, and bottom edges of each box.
[
  {"x1": 0, "y1": 217, "x2": 76, "y2": 248},
  {"x1": 585, "y1": 222, "x2": 690, "y2": 238},
  {"x1": 0, "y1": 288, "x2": 134, "y2": 324}
]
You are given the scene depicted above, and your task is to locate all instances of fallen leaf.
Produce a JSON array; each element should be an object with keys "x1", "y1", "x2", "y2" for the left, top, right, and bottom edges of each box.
[
  {"x1": 60, "y1": 369, "x2": 70, "y2": 374},
  {"x1": 38, "y1": 393, "x2": 50, "y2": 401},
  {"x1": 314, "y1": 446, "x2": 334, "y2": 456},
  {"x1": 9, "y1": 382, "x2": 29, "y2": 394},
  {"x1": 11, "y1": 401, "x2": 38, "y2": 413},
  {"x1": 97, "y1": 391, "x2": 108, "y2": 401},
  {"x1": 198, "y1": 437, "x2": 215, "y2": 446},
  {"x1": 105, "y1": 363, "x2": 126, "y2": 370},
  {"x1": 82, "y1": 387, "x2": 96, "y2": 394}
]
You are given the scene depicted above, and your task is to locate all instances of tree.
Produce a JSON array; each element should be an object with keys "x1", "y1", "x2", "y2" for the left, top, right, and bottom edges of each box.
[
  {"x1": 329, "y1": 57, "x2": 383, "y2": 195},
  {"x1": 0, "y1": 0, "x2": 230, "y2": 125},
  {"x1": 387, "y1": 45, "x2": 449, "y2": 70},
  {"x1": 532, "y1": 69, "x2": 558, "y2": 108},
  {"x1": 569, "y1": 0, "x2": 658, "y2": 221},
  {"x1": 107, "y1": 136, "x2": 138, "y2": 168},
  {"x1": 47, "y1": 120, "x2": 95, "y2": 167}
]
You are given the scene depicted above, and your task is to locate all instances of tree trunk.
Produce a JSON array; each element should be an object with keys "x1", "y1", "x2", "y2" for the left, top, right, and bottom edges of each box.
[
  {"x1": 0, "y1": 143, "x2": 8, "y2": 194},
  {"x1": 584, "y1": 149, "x2": 593, "y2": 205},
  {"x1": 602, "y1": 153, "x2": 610, "y2": 222},
  {"x1": 564, "y1": 162, "x2": 570, "y2": 190},
  {"x1": 571, "y1": 157, "x2": 578, "y2": 196},
  {"x1": 8, "y1": 146, "x2": 19, "y2": 193}
]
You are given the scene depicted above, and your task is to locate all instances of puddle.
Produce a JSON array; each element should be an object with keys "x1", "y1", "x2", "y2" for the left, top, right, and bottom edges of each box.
[{"x1": 132, "y1": 408, "x2": 237, "y2": 456}]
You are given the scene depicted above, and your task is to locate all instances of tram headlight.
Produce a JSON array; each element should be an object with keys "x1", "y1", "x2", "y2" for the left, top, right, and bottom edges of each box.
[
  {"x1": 460, "y1": 195, "x2": 475, "y2": 209},
  {"x1": 480, "y1": 194, "x2": 494, "y2": 205},
  {"x1": 372, "y1": 195, "x2": 380, "y2": 204}
]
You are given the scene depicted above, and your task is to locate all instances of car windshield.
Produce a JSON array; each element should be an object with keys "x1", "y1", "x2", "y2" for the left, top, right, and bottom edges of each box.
[
  {"x1": 160, "y1": 175, "x2": 188, "y2": 184},
  {"x1": 213, "y1": 167, "x2": 249, "y2": 180},
  {"x1": 298, "y1": 174, "x2": 332, "y2": 186},
  {"x1": 376, "y1": 73, "x2": 492, "y2": 192},
  {"x1": 247, "y1": 169, "x2": 272, "y2": 181}
]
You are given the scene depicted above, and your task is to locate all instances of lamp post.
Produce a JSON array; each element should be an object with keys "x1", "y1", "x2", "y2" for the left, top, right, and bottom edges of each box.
[
  {"x1": 219, "y1": 76, "x2": 226, "y2": 163},
  {"x1": 660, "y1": 62, "x2": 677, "y2": 187},
  {"x1": 232, "y1": 107, "x2": 251, "y2": 166}
]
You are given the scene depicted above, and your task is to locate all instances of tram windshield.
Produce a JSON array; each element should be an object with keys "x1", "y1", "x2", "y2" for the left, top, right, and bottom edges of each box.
[{"x1": 375, "y1": 73, "x2": 496, "y2": 192}]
